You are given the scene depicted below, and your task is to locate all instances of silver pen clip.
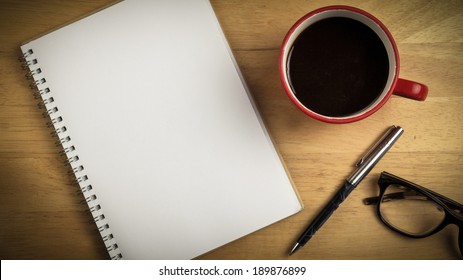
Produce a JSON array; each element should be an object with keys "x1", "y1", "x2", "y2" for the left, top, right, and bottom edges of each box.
[
  {"x1": 348, "y1": 125, "x2": 404, "y2": 186},
  {"x1": 356, "y1": 126, "x2": 397, "y2": 167}
]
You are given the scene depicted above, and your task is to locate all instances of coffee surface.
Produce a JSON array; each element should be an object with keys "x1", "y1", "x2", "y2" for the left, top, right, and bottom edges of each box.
[{"x1": 287, "y1": 17, "x2": 389, "y2": 117}]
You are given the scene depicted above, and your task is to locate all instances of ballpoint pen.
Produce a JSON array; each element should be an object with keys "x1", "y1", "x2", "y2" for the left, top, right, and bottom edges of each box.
[{"x1": 289, "y1": 125, "x2": 404, "y2": 255}]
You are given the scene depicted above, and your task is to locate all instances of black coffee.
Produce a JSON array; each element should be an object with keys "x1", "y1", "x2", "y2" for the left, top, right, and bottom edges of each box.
[{"x1": 287, "y1": 17, "x2": 389, "y2": 117}]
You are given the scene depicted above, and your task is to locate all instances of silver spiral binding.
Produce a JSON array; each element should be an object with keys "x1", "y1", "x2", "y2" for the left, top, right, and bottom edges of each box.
[
  {"x1": 20, "y1": 48, "x2": 122, "y2": 260},
  {"x1": 51, "y1": 126, "x2": 67, "y2": 137}
]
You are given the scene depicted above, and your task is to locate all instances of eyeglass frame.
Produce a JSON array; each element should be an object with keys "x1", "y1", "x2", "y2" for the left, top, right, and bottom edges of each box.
[{"x1": 363, "y1": 171, "x2": 463, "y2": 257}]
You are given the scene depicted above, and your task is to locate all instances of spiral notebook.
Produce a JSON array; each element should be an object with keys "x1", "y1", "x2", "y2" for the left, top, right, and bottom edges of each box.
[{"x1": 20, "y1": 0, "x2": 302, "y2": 259}]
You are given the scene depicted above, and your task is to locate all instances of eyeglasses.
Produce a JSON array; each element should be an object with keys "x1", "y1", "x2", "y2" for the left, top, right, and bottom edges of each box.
[{"x1": 364, "y1": 171, "x2": 463, "y2": 257}]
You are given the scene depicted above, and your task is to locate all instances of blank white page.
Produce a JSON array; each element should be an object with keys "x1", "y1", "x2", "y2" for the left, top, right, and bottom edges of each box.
[{"x1": 21, "y1": 0, "x2": 302, "y2": 259}]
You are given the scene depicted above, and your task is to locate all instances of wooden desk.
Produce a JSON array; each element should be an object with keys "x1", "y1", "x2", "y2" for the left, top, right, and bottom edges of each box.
[{"x1": 1, "y1": 0, "x2": 462, "y2": 260}]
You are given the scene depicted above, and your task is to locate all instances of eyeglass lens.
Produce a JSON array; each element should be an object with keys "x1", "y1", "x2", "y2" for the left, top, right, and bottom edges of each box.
[{"x1": 380, "y1": 184, "x2": 446, "y2": 236}]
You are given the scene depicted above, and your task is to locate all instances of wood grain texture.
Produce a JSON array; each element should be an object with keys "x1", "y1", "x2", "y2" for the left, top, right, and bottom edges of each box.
[{"x1": 1, "y1": 0, "x2": 462, "y2": 259}]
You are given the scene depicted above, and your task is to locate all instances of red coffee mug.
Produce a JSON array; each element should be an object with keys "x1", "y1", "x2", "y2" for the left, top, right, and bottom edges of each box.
[{"x1": 279, "y1": 6, "x2": 428, "y2": 123}]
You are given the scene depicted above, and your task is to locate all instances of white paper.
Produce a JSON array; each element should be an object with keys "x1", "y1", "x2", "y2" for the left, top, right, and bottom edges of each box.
[{"x1": 21, "y1": 0, "x2": 302, "y2": 259}]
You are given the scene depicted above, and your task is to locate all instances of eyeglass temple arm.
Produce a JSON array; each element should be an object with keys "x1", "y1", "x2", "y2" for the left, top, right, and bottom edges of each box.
[
  {"x1": 363, "y1": 192, "x2": 404, "y2": 205},
  {"x1": 363, "y1": 191, "x2": 463, "y2": 213}
]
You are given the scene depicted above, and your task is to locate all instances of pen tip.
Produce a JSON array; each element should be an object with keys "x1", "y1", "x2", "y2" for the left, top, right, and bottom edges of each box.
[{"x1": 289, "y1": 243, "x2": 301, "y2": 256}]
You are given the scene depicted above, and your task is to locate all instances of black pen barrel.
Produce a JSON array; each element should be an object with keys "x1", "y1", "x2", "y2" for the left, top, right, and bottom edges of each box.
[{"x1": 297, "y1": 181, "x2": 356, "y2": 245}]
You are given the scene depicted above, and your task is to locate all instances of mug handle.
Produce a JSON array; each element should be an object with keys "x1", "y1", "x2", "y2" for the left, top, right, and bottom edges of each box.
[{"x1": 393, "y1": 78, "x2": 428, "y2": 101}]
